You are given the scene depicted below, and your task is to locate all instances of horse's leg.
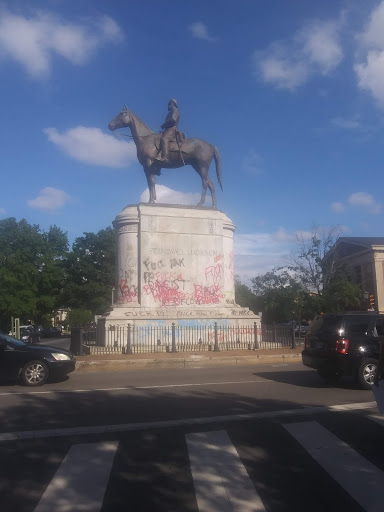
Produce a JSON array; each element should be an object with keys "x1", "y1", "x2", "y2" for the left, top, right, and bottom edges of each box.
[
  {"x1": 144, "y1": 168, "x2": 155, "y2": 203},
  {"x1": 150, "y1": 174, "x2": 157, "y2": 201},
  {"x1": 194, "y1": 165, "x2": 208, "y2": 206},
  {"x1": 207, "y1": 176, "x2": 217, "y2": 208}
]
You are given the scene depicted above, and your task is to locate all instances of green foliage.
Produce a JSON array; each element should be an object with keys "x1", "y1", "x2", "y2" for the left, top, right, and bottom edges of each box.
[
  {"x1": 0, "y1": 218, "x2": 68, "y2": 331},
  {"x1": 0, "y1": 218, "x2": 115, "y2": 331},
  {"x1": 234, "y1": 276, "x2": 260, "y2": 313},
  {"x1": 321, "y1": 277, "x2": 363, "y2": 313},
  {"x1": 249, "y1": 226, "x2": 362, "y2": 323},
  {"x1": 288, "y1": 225, "x2": 342, "y2": 294},
  {"x1": 60, "y1": 227, "x2": 116, "y2": 315},
  {"x1": 66, "y1": 308, "x2": 94, "y2": 327}
]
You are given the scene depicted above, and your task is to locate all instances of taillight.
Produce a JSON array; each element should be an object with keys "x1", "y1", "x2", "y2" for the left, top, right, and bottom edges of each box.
[{"x1": 336, "y1": 338, "x2": 349, "y2": 354}]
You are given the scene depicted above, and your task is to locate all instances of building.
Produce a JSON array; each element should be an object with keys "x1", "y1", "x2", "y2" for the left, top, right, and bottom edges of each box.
[{"x1": 329, "y1": 237, "x2": 384, "y2": 313}]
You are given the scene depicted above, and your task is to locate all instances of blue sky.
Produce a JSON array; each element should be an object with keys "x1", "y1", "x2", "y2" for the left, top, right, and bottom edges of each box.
[{"x1": 1, "y1": 0, "x2": 384, "y2": 285}]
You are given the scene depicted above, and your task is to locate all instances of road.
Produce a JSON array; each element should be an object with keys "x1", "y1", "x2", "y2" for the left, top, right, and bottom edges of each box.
[{"x1": 0, "y1": 362, "x2": 382, "y2": 511}]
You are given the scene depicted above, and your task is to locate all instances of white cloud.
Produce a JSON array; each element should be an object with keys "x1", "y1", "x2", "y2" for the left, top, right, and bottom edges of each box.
[
  {"x1": 242, "y1": 149, "x2": 263, "y2": 175},
  {"x1": 355, "y1": 1, "x2": 384, "y2": 108},
  {"x1": 253, "y1": 19, "x2": 343, "y2": 90},
  {"x1": 355, "y1": 51, "x2": 384, "y2": 107},
  {"x1": 253, "y1": 44, "x2": 309, "y2": 91},
  {"x1": 189, "y1": 22, "x2": 217, "y2": 42},
  {"x1": 0, "y1": 9, "x2": 123, "y2": 78},
  {"x1": 297, "y1": 22, "x2": 343, "y2": 74},
  {"x1": 358, "y1": 1, "x2": 384, "y2": 49},
  {"x1": 331, "y1": 117, "x2": 360, "y2": 130},
  {"x1": 331, "y1": 201, "x2": 345, "y2": 212},
  {"x1": 44, "y1": 127, "x2": 137, "y2": 168},
  {"x1": 140, "y1": 185, "x2": 201, "y2": 205},
  {"x1": 348, "y1": 192, "x2": 381, "y2": 214},
  {"x1": 27, "y1": 187, "x2": 71, "y2": 212},
  {"x1": 234, "y1": 230, "x2": 294, "y2": 256},
  {"x1": 0, "y1": 207, "x2": 6, "y2": 215},
  {"x1": 234, "y1": 230, "x2": 296, "y2": 286}
]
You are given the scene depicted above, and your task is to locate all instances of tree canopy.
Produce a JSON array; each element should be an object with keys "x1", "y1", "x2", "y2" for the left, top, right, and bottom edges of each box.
[
  {"x1": 0, "y1": 218, "x2": 115, "y2": 332},
  {"x1": 240, "y1": 226, "x2": 364, "y2": 324}
]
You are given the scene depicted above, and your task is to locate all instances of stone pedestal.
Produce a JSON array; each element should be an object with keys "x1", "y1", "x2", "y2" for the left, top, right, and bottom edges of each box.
[{"x1": 98, "y1": 203, "x2": 258, "y2": 345}]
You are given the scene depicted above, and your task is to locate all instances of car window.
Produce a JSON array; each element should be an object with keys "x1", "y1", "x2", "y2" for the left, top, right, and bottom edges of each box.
[
  {"x1": 307, "y1": 315, "x2": 341, "y2": 335},
  {"x1": 343, "y1": 316, "x2": 371, "y2": 335},
  {"x1": 373, "y1": 318, "x2": 384, "y2": 336}
]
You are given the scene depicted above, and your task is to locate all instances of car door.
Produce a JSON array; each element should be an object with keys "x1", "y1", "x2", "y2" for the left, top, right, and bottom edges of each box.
[{"x1": 0, "y1": 338, "x2": 22, "y2": 382}]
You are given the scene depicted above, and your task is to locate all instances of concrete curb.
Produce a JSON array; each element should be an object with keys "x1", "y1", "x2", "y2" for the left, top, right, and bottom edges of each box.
[{"x1": 75, "y1": 352, "x2": 302, "y2": 372}]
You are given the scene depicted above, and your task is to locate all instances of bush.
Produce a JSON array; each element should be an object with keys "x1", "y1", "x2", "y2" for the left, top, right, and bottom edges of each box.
[{"x1": 66, "y1": 309, "x2": 94, "y2": 328}]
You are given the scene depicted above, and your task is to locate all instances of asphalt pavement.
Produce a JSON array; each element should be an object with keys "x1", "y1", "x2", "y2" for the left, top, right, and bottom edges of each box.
[{"x1": 1, "y1": 346, "x2": 382, "y2": 512}]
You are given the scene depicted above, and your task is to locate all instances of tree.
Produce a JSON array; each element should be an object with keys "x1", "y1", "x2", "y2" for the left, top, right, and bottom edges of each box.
[
  {"x1": 234, "y1": 276, "x2": 260, "y2": 313},
  {"x1": 288, "y1": 225, "x2": 342, "y2": 294},
  {"x1": 0, "y1": 218, "x2": 68, "y2": 331},
  {"x1": 61, "y1": 227, "x2": 115, "y2": 315},
  {"x1": 251, "y1": 268, "x2": 314, "y2": 323},
  {"x1": 321, "y1": 274, "x2": 363, "y2": 313},
  {"x1": 65, "y1": 308, "x2": 94, "y2": 328},
  {"x1": 250, "y1": 225, "x2": 362, "y2": 323}
]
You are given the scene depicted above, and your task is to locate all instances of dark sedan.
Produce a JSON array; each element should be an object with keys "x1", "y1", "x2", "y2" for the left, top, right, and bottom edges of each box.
[
  {"x1": 0, "y1": 332, "x2": 76, "y2": 386},
  {"x1": 19, "y1": 327, "x2": 40, "y2": 344}
]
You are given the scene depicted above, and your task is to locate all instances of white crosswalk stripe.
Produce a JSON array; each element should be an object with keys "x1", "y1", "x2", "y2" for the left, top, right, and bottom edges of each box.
[
  {"x1": 368, "y1": 413, "x2": 384, "y2": 428},
  {"x1": 33, "y1": 442, "x2": 118, "y2": 512},
  {"x1": 2, "y1": 411, "x2": 384, "y2": 512},
  {"x1": 186, "y1": 430, "x2": 266, "y2": 511},
  {"x1": 283, "y1": 420, "x2": 384, "y2": 512}
]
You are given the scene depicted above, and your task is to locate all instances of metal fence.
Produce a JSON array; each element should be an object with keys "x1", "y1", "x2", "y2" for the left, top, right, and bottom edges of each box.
[{"x1": 71, "y1": 322, "x2": 300, "y2": 355}]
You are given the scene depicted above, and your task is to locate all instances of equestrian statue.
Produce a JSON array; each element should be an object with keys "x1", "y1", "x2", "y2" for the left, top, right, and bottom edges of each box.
[{"x1": 108, "y1": 99, "x2": 222, "y2": 207}]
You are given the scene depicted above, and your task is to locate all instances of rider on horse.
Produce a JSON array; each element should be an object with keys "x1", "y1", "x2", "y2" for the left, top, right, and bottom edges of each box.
[{"x1": 158, "y1": 98, "x2": 180, "y2": 162}]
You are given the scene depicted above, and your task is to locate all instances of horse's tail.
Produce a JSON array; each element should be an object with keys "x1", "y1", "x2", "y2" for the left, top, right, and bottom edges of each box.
[{"x1": 212, "y1": 145, "x2": 223, "y2": 191}]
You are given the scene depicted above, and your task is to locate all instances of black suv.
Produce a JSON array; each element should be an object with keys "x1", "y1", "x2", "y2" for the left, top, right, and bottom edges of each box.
[{"x1": 302, "y1": 312, "x2": 384, "y2": 389}]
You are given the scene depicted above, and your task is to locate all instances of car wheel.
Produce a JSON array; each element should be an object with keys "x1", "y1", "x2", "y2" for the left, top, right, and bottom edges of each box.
[
  {"x1": 21, "y1": 360, "x2": 49, "y2": 386},
  {"x1": 317, "y1": 368, "x2": 342, "y2": 385},
  {"x1": 357, "y1": 358, "x2": 378, "y2": 390}
]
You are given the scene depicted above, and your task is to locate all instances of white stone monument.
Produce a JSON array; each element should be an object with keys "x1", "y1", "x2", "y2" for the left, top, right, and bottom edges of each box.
[{"x1": 98, "y1": 203, "x2": 259, "y2": 346}]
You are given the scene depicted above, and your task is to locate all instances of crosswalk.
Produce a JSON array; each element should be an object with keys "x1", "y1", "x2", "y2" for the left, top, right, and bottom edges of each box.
[{"x1": 1, "y1": 410, "x2": 384, "y2": 512}]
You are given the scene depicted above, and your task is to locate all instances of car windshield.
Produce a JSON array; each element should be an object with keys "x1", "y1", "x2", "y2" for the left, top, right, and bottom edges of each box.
[
  {"x1": 307, "y1": 315, "x2": 341, "y2": 335},
  {"x1": 0, "y1": 332, "x2": 27, "y2": 347}
]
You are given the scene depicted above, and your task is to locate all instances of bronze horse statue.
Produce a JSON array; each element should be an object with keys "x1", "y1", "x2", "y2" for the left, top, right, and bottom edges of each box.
[{"x1": 108, "y1": 107, "x2": 222, "y2": 207}]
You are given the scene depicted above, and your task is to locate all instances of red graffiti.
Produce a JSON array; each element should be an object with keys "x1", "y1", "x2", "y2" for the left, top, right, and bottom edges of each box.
[{"x1": 119, "y1": 279, "x2": 138, "y2": 303}]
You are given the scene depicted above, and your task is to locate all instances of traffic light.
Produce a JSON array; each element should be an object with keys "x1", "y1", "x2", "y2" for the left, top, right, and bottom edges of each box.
[{"x1": 369, "y1": 294, "x2": 375, "y2": 309}]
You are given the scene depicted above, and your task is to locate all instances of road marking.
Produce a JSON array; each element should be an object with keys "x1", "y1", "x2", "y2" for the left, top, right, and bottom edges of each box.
[
  {"x1": 136, "y1": 380, "x2": 266, "y2": 389},
  {"x1": 0, "y1": 401, "x2": 376, "y2": 443},
  {"x1": 186, "y1": 430, "x2": 266, "y2": 511},
  {"x1": 33, "y1": 442, "x2": 118, "y2": 512},
  {"x1": 0, "y1": 380, "x2": 266, "y2": 396},
  {"x1": 368, "y1": 414, "x2": 384, "y2": 428},
  {"x1": 0, "y1": 387, "x2": 131, "y2": 396},
  {"x1": 283, "y1": 421, "x2": 384, "y2": 512}
]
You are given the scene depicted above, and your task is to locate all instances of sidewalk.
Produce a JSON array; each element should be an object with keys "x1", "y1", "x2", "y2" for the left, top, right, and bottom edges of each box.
[{"x1": 75, "y1": 347, "x2": 304, "y2": 372}]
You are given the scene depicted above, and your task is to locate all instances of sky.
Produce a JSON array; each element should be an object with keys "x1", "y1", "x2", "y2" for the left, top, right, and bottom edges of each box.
[{"x1": 1, "y1": 0, "x2": 384, "y2": 287}]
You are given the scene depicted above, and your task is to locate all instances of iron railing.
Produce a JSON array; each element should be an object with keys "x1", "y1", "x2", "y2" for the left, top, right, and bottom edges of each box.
[{"x1": 71, "y1": 322, "x2": 300, "y2": 355}]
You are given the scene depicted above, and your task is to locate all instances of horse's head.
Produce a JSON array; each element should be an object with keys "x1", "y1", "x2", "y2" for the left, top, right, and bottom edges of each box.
[{"x1": 108, "y1": 106, "x2": 132, "y2": 131}]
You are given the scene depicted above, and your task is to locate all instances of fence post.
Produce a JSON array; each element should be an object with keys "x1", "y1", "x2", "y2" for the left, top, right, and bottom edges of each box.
[
  {"x1": 171, "y1": 323, "x2": 177, "y2": 353},
  {"x1": 291, "y1": 324, "x2": 296, "y2": 349},
  {"x1": 253, "y1": 322, "x2": 260, "y2": 350},
  {"x1": 126, "y1": 323, "x2": 132, "y2": 354},
  {"x1": 273, "y1": 322, "x2": 277, "y2": 344},
  {"x1": 70, "y1": 327, "x2": 83, "y2": 356},
  {"x1": 214, "y1": 322, "x2": 220, "y2": 352}
]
